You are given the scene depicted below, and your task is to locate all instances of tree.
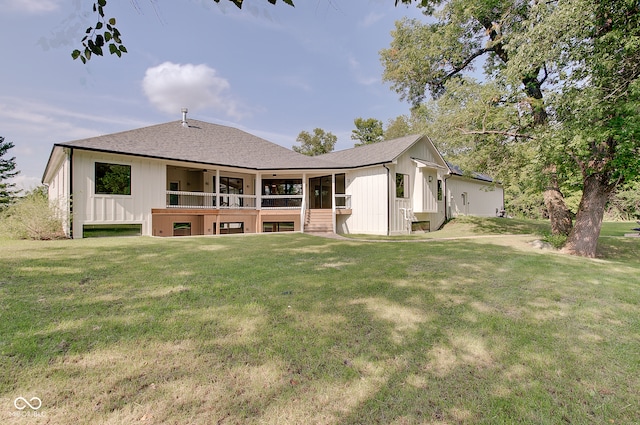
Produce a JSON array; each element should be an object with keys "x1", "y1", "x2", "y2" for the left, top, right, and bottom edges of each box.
[
  {"x1": 506, "y1": 0, "x2": 640, "y2": 257},
  {"x1": 351, "y1": 117, "x2": 384, "y2": 147},
  {"x1": 379, "y1": 0, "x2": 572, "y2": 240},
  {"x1": 0, "y1": 136, "x2": 20, "y2": 211},
  {"x1": 382, "y1": 0, "x2": 639, "y2": 256},
  {"x1": 292, "y1": 128, "x2": 337, "y2": 156}
]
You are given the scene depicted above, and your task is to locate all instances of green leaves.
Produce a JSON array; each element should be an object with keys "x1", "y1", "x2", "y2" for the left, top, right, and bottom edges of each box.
[
  {"x1": 74, "y1": 0, "x2": 296, "y2": 63},
  {"x1": 73, "y1": 0, "x2": 126, "y2": 63}
]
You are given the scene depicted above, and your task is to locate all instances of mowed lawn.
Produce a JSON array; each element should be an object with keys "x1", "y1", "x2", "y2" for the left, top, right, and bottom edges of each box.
[{"x1": 0, "y1": 219, "x2": 638, "y2": 424}]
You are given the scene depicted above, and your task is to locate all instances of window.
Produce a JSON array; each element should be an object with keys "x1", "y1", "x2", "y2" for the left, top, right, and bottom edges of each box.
[
  {"x1": 173, "y1": 222, "x2": 191, "y2": 237},
  {"x1": 263, "y1": 222, "x2": 295, "y2": 232},
  {"x1": 437, "y1": 179, "x2": 443, "y2": 201},
  {"x1": 95, "y1": 162, "x2": 131, "y2": 195},
  {"x1": 83, "y1": 224, "x2": 142, "y2": 238},
  {"x1": 396, "y1": 173, "x2": 409, "y2": 198},
  {"x1": 220, "y1": 222, "x2": 244, "y2": 234},
  {"x1": 411, "y1": 221, "x2": 430, "y2": 232}
]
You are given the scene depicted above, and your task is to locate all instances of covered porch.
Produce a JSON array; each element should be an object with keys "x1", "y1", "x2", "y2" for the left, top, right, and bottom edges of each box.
[{"x1": 152, "y1": 165, "x2": 351, "y2": 236}]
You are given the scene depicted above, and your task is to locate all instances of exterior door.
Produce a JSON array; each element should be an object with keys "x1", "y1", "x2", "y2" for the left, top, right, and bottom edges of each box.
[{"x1": 309, "y1": 176, "x2": 332, "y2": 209}]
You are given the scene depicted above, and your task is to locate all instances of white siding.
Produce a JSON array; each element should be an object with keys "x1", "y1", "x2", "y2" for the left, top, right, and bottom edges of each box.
[
  {"x1": 447, "y1": 176, "x2": 504, "y2": 218},
  {"x1": 72, "y1": 151, "x2": 166, "y2": 238},
  {"x1": 338, "y1": 167, "x2": 388, "y2": 235},
  {"x1": 45, "y1": 149, "x2": 71, "y2": 237},
  {"x1": 389, "y1": 138, "x2": 448, "y2": 234}
]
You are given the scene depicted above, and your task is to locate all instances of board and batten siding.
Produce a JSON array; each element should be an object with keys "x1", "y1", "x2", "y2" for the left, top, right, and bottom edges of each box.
[
  {"x1": 72, "y1": 151, "x2": 166, "y2": 238},
  {"x1": 338, "y1": 167, "x2": 388, "y2": 235},
  {"x1": 45, "y1": 148, "x2": 72, "y2": 236},
  {"x1": 447, "y1": 176, "x2": 504, "y2": 218}
]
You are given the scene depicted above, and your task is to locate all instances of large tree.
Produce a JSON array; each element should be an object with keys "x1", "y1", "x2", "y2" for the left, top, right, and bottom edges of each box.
[
  {"x1": 292, "y1": 128, "x2": 337, "y2": 156},
  {"x1": 505, "y1": 0, "x2": 640, "y2": 256},
  {"x1": 381, "y1": 0, "x2": 640, "y2": 256},
  {"x1": 380, "y1": 0, "x2": 575, "y2": 237},
  {"x1": 0, "y1": 137, "x2": 20, "y2": 210}
]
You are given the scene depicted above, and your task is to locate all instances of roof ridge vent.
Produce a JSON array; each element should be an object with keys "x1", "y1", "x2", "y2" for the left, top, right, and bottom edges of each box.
[{"x1": 181, "y1": 108, "x2": 188, "y2": 128}]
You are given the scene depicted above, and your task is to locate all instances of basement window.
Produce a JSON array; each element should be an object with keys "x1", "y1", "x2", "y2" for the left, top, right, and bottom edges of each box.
[
  {"x1": 83, "y1": 224, "x2": 142, "y2": 238},
  {"x1": 263, "y1": 222, "x2": 294, "y2": 232}
]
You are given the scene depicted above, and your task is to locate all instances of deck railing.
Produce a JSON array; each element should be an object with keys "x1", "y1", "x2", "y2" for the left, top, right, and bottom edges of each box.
[
  {"x1": 166, "y1": 191, "x2": 256, "y2": 209},
  {"x1": 166, "y1": 191, "x2": 350, "y2": 210},
  {"x1": 335, "y1": 194, "x2": 351, "y2": 209},
  {"x1": 261, "y1": 195, "x2": 303, "y2": 209}
]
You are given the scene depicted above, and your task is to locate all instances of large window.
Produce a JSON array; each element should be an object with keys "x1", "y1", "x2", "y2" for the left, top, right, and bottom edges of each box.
[
  {"x1": 396, "y1": 173, "x2": 409, "y2": 198},
  {"x1": 95, "y1": 162, "x2": 131, "y2": 195}
]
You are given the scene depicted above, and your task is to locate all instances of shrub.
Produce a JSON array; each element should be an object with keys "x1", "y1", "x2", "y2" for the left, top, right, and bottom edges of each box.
[{"x1": 0, "y1": 187, "x2": 66, "y2": 240}]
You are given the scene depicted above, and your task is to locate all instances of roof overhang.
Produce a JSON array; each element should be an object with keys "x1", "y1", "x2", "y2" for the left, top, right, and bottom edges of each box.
[{"x1": 411, "y1": 157, "x2": 448, "y2": 170}]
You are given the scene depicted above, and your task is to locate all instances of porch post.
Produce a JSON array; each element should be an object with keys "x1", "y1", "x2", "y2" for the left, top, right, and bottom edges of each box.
[
  {"x1": 215, "y1": 170, "x2": 220, "y2": 210},
  {"x1": 256, "y1": 173, "x2": 262, "y2": 233}
]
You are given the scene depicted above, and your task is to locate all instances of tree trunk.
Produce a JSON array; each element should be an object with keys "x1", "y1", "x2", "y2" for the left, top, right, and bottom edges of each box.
[
  {"x1": 544, "y1": 187, "x2": 573, "y2": 236},
  {"x1": 543, "y1": 167, "x2": 573, "y2": 236},
  {"x1": 562, "y1": 175, "x2": 613, "y2": 258}
]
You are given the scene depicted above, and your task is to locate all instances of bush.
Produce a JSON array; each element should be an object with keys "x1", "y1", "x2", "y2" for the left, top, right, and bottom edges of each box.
[
  {"x1": 0, "y1": 187, "x2": 66, "y2": 240},
  {"x1": 541, "y1": 232, "x2": 567, "y2": 249}
]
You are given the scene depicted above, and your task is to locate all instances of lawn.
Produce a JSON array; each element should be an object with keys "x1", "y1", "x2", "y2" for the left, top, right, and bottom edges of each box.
[{"x1": 1, "y1": 219, "x2": 638, "y2": 424}]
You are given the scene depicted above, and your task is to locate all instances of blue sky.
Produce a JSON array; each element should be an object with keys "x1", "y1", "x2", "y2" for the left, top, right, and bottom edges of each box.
[{"x1": 1, "y1": 0, "x2": 426, "y2": 190}]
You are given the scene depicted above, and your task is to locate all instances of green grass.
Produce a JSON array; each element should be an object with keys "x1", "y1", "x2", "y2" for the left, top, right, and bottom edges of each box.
[{"x1": 0, "y1": 219, "x2": 638, "y2": 424}]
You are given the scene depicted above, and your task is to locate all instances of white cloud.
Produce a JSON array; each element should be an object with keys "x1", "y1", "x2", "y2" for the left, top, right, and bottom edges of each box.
[
  {"x1": 2, "y1": 0, "x2": 60, "y2": 13},
  {"x1": 359, "y1": 12, "x2": 384, "y2": 28},
  {"x1": 142, "y1": 62, "x2": 248, "y2": 120},
  {"x1": 348, "y1": 56, "x2": 379, "y2": 86}
]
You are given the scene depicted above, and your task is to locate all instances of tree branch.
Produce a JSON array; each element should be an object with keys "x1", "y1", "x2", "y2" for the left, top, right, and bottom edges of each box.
[
  {"x1": 456, "y1": 128, "x2": 536, "y2": 140},
  {"x1": 443, "y1": 48, "x2": 493, "y2": 81}
]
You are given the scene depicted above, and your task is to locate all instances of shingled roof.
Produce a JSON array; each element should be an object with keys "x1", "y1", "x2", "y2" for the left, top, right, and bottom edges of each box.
[
  {"x1": 315, "y1": 134, "x2": 423, "y2": 167},
  {"x1": 53, "y1": 119, "x2": 342, "y2": 171}
]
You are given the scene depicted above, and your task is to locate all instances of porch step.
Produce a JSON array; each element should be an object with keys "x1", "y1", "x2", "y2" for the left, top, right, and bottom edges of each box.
[{"x1": 304, "y1": 209, "x2": 333, "y2": 233}]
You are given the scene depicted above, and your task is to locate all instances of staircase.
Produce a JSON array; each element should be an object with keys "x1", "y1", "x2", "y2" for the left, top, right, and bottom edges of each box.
[{"x1": 304, "y1": 209, "x2": 334, "y2": 233}]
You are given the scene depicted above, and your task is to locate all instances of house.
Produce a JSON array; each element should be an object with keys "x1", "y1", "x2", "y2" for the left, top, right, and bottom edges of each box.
[{"x1": 42, "y1": 117, "x2": 504, "y2": 238}]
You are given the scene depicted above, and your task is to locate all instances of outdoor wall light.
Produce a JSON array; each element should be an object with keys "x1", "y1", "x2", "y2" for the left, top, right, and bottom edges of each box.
[{"x1": 428, "y1": 176, "x2": 433, "y2": 182}]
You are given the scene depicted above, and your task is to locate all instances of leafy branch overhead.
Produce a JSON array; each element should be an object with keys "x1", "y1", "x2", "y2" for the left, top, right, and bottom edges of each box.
[
  {"x1": 72, "y1": 0, "x2": 295, "y2": 63},
  {"x1": 71, "y1": 0, "x2": 126, "y2": 63}
]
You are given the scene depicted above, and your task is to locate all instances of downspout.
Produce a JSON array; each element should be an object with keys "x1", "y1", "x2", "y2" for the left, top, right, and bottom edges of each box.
[
  {"x1": 383, "y1": 164, "x2": 391, "y2": 236},
  {"x1": 68, "y1": 148, "x2": 74, "y2": 239},
  {"x1": 443, "y1": 173, "x2": 452, "y2": 224}
]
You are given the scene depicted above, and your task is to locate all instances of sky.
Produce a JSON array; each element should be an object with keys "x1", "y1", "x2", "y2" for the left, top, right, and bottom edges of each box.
[{"x1": 0, "y1": 0, "x2": 427, "y2": 190}]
